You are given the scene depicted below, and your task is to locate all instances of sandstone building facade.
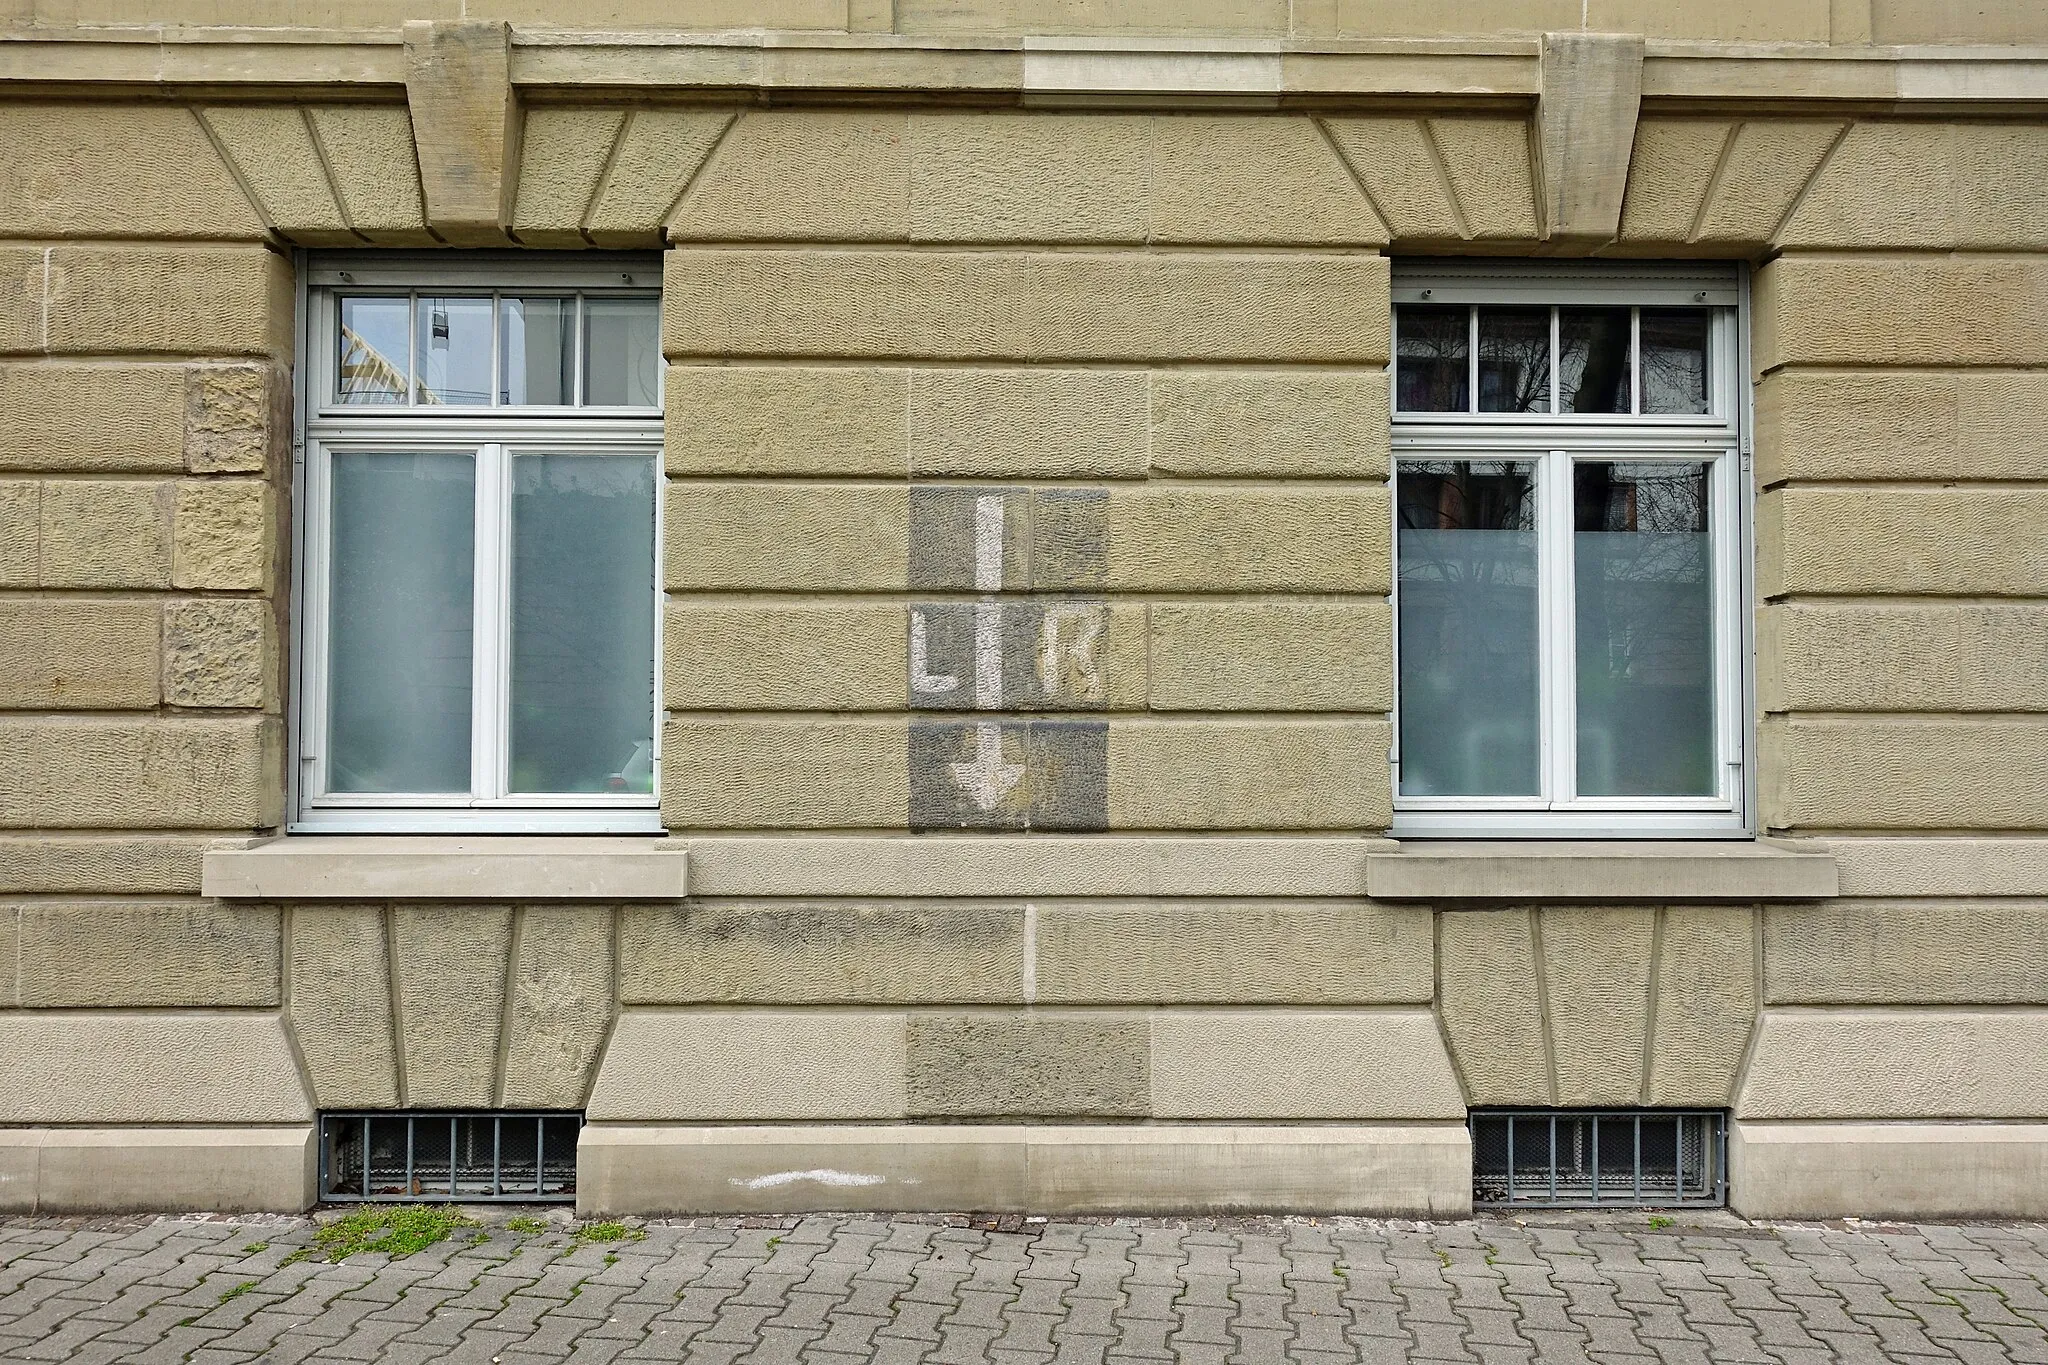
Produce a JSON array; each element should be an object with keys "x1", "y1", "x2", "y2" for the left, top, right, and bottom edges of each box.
[{"x1": 1, "y1": 0, "x2": 2045, "y2": 1219}]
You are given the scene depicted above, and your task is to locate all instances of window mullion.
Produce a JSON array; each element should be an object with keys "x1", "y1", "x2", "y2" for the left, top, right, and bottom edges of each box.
[
  {"x1": 1539, "y1": 448, "x2": 1577, "y2": 808},
  {"x1": 471, "y1": 442, "x2": 510, "y2": 804}
]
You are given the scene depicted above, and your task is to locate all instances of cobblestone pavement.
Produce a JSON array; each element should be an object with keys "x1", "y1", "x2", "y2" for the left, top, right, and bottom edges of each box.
[{"x1": 1, "y1": 1207, "x2": 2046, "y2": 1364}]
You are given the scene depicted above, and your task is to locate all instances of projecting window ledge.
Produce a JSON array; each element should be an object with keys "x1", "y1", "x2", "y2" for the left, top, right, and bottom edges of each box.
[
  {"x1": 202, "y1": 836, "x2": 687, "y2": 901},
  {"x1": 1364, "y1": 840, "x2": 1838, "y2": 904}
]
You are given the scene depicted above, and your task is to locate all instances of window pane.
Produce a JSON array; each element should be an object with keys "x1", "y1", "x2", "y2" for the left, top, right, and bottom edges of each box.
[
  {"x1": 1398, "y1": 460, "x2": 1540, "y2": 796},
  {"x1": 583, "y1": 297, "x2": 660, "y2": 407},
  {"x1": 415, "y1": 296, "x2": 493, "y2": 405},
  {"x1": 327, "y1": 452, "x2": 474, "y2": 793},
  {"x1": 337, "y1": 296, "x2": 408, "y2": 405},
  {"x1": 1641, "y1": 309, "x2": 1711, "y2": 414},
  {"x1": 509, "y1": 453, "x2": 656, "y2": 794},
  {"x1": 1396, "y1": 304, "x2": 1469, "y2": 413},
  {"x1": 1573, "y1": 461, "x2": 1715, "y2": 797},
  {"x1": 1478, "y1": 306, "x2": 1550, "y2": 413},
  {"x1": 1559, "y1": 307, "x2": 1632, "y2": 414},
  {"x1": 500, "y1": 297, "x2": 573, "y2": 405}
]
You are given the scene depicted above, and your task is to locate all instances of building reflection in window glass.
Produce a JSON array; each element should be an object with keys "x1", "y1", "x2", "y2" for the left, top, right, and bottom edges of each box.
[
  {"x1": 1559, "y1": 307, "x2": 1632, "y2": 414},
  {"x1": 1478, "y1": 307, "x2": 1550, "y2": 413},
  {"x1": 1395, "y1": 304, "x2": 1469, "y2": 413},
  {"x1": 1641, "y1": 309, "x2": 1711, "y2": 415}
]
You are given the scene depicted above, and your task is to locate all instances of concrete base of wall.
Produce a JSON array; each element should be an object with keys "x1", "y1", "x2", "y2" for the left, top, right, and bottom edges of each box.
[
  {"x1": 577, "y1": 1123, "x2": 1472, "y2": 1218},
  {"x1": 1730, "y1": 1120, "x2": 2048, "y2": 1220},
  {"x1": 0, "y1": 1126, "x2": 316, "y2": 1213}
]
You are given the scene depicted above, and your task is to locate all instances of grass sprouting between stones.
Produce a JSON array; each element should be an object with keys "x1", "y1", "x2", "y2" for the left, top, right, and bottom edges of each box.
[
  {"x1": 505, "y1": 1215, "x2": 549, "y2": 1235},
  {"x1": 304, "y1": 1207, "x2": 477, "y2": 1263},
  {"x1": 576, "y1": 1221, "x2": 645, "y2": 1244}
]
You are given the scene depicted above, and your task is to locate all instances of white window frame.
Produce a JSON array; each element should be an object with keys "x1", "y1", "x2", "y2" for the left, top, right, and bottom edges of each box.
[
  {"x1": 291, "y1": 253, "x2": 664, "y2": 834},
  {"x1": 1389, "y1": 261, "x2": 1753, "y2": 839}
]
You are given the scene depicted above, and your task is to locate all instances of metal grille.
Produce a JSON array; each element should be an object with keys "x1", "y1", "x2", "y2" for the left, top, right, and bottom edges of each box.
[
  {"x1": 1472, "y1": 1110, "x2": 1726, "y2": 1208},
  {"x1": 319, "y1": 1112, "x2": 582, "y2": 1203}
]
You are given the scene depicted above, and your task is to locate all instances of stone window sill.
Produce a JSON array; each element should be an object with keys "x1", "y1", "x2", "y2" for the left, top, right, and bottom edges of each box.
[
  {"x1": 202, "y1": 836, "x2": 687, "y2": 901},
  {"x1": 1364, "y1": 840, "x2": 1838, "y2": 903}
]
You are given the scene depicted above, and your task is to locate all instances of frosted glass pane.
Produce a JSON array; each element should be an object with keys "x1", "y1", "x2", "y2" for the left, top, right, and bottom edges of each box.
[
  {"x1": 583, "y1": 297, "x2": 660, "y2": 407},
  {"x1": 1396, "y1": 304, "x2": 1469, "y2": 412},
  {"x1": 327, "y1": 452, "x2": 474, "y2": 793},
  {"x1": 1398, "y1": 461, "x2": 1540, "y2": 797},
  {"x1": 500, "y1": 297, "x2": 573, "y2": 405},
  {"x1": 337, "y1": 296, "x2": 408, "y2": 404},
  {"x1": 1642, "y1": 309, "x2": 1711, "y2": 414},
  {"x1": 1574, "y1": 461, "x2": 1715, "y2": 797},
  {"x1": 415, "y1": 296, "x2": 493, "y2": 405},
  {"x1": 1479, "y1": 307, "x2": 1550, "y2": 413},
  {"x1": 509, "y1": 454, "x2": 656, "y2": 794},
  {"x1": 1559, "y1": 307, "x2": 1631, "y2": 414}
]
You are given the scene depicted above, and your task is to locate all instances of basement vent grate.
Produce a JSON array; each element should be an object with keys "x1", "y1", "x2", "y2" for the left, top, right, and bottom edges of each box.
[
  {"x1": 1471, "y1": 1110, "x2": 1726, "y2": 1209},
  {"x1": 319, "y1": 1111, "x2": 582, "y2": 1203}
]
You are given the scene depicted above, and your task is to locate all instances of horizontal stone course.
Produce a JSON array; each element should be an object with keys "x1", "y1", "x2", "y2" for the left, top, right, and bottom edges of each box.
[
  {"x1": 1763, "y1": 603, "x2": 2048, "y2": 712},
  {"x1": 1150, "y1": 1010, "x2": 1466, "y2": 1118},
  {"x1": 1756, "y1": 369, "x2": 2048, "y2": 483},
  {"x1": 664, "y1": 602, "x2": 905, "y2": 711},
  {"x1": 0, "y1": 1011, "x2": 310, "y2": 1124},
  {"x1": 1761, "y1": 485, "x2": 2048, "y2": 598},
  {"x1": 1756, "y1": 254, "x2": 2048, "y2": 370},
  {"x1": 0, "y1": 834, "x2": 208, "y2": 894},
  {"x1": 1766, "y1": 900, "x2": 2048, "y2": 1004},
  {"x1": 12, "y1": 900, "x2": 280, "y2": 1007},
  {"x1": 0, "y1": 103, "x2": 263, "y2": 241},
  {"x1": 0, "y1": 598, "x2": 159, "y2": 708},
  {"x1": 587, "y1": 1010, "x2": 909, "y2": 1120},
  {"x1": 1780, "y1": 120, "x2": 2048, "y2": 250},
  {"x1": 1107, "y1": 718, "x2": 1392, "y2": 830},
  {"x1": 1740, "y1": 1008, "x2": 2048, "y2": 1119},
  {"x1": 907, "y1": 1010, "x2": 1150, "y2": 1117},
  {"x1": 1766, "y1": 717, "x2": 2048, "y2": 832},
  {"x1": 0, "y1": 716, "x2": 280, "y2": 829},
  {"x1": 1147, "y1": 601, "x2": 1391, "y2": 712},
  {"x1": 42, "y1": 245, "x2": 293, "y2": 357}
]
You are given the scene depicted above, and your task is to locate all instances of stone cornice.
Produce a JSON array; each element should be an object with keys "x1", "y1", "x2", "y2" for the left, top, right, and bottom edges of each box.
[{"x1": 3, "y1": 27, "x2": 2046, "y2": 113}]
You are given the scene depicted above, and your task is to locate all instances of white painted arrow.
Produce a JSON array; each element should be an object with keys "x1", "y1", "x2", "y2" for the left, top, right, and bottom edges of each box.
[{"x1": 950, "y1": 721, "x2": 1024, "y2": 813}]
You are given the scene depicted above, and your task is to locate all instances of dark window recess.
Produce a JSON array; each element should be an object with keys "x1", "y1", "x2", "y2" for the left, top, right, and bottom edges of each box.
[
  {"x1": 1471, "y1": 1110, "x2": 1725, "y2": 1209},
  {"x1": 319, "y1": 1112, "x2": 582, "y2": 1203}
]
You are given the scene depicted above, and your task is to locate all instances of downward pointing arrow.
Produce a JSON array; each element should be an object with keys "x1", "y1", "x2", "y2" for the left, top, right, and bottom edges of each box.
[{"x1": 950, "y1": 722, "x2": 1024, "y2": 812}]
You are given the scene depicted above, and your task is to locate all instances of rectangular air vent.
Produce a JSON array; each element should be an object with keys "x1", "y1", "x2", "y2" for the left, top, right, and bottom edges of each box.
[
  {"x1": 1472, "y1": 1110, "x2": 1725, "y2": 1208},
  {"x1": 319, "y1": 1111, "x2": 582, "y2": 1203}
]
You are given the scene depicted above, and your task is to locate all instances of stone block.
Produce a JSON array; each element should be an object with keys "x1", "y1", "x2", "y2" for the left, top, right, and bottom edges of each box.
[
  {"x1": 1871, "y1": 1, "x2": 2048, "y2": 41},
  {"x1": 0, "y1": 1126, "x2": 316, "y2": 1215},
  {"x1": 186, "y1": 364, "x2": 280, "y2": 475},
  {"x1": 305, "y1": 105, "x2": 432, "y2": 245},
  {"x1": 37, "y1": 479, "x2": 171, "y2": 588},
  {"x1": 1766, "y1": 901, "x2": 2048, "y2": 1005},
  {"x1": 621, "y1": 900, "x2": 1023, "y2": 1004},
  {"x1": 1107, "y1": 719, "x2": 1392, "y2": 830},
  {"x1": 664, "y1": 602, "x2": 905, "y2": 711},
  {"x1": 1760, "y1": 486, "x2": 2048, "y2": 598},
  {"x1": 666, "y1": 483, "x2": 908, "y2": 592},
  {"x1": 662, "y1": 718, "x2": 908, "y2": 829},
  {"x1": 1151, "y1": 1010, "x2": 1466, "y2": 1119},
  {"x1": 0, "y1": 250, "x2": 39, "y2": 356},
  {"x1": 1429, "y1": 118, "x2": 1539, "y2": 240},
  {"x1": 907, "y1": 718, "x2": 1108, "y2": 832},
  {"x1": 0, "y1": 599, "x2": 158, "y2": 709},
  {"x1": 511, "y1": 106, "x2": 626, "y2": 247},
  {"x1": 1147, "y1": 601, "x2": 1392, "y2": 712},
  {"x1": 585, "y1": 1010, "x2": 908, "y2": 1120},
  {"x1": 1587, "y1": 0, "x2": 1827, "y2": 38},
  {"x1": 0, "y1": 363, "x2": 182, "y2": 472},
  {"x1": 474, "y1": 0, "x2": 844, "y2": 24},
  {"x1": 16, "y1": 901, "x2": 279, "y2": 1008},
  {"x1": 906, "y1": 600, "x2": 1146, "y2": 713},
  {"x1": 1103, "y1": 486, "x2": 1389, "y2": 592},
  {"x1": 1763, "y1": 603, "x2": 2048, "y2": 713},
  {"x1": 0, "y1": 716, "x2": 279, "y2": 829},
  {"x1": 1617, "y1": 118, "x2": 1732, "y2": 246},
  {"x1": 1034, "y1": 900, "x2": 1430, "y2": 1003},
  {"x1": 670, "y1": 110, "x2": 911, "y2": 242},
  {"x1": 586, "y1": 108, "x2": 732, "y2": 246},
  {"x1": 200, "y1": 106, "x2": 353, "y2": 245},
  {"x1": 908, "y1": 369, "x2": 1148, "y2": 479},
  {"x1": 1537, "y1": 33, "x2": 1644, "y2": 246},
  {"x1": 1649, "y1": 906, "x2": 1756, "y2": 1107},
  {"x1": 907, "y1": 484, "x2": 1036, "y2": 591},
  {"x1": 1755, "y1": 254, "x2": 2048, "y2": 370},
  {"x1": 1739, "y1": 1008, "x2": 2048, "y2": 1119},
  {"x1": 1694, "y1": 121, "x2": 1843, "y2": 245},
  {"x1": 0, "y1": 103, "x2": 262, "y2": 240},
  {"x1": 287, "y1": 903, "x2": 399, "y2": 1109},
  {"x1": 666, "y1": 367, "x2": 906, "y2": 476},
  {"x1": 1729, "y1": 1120, "x2": 2048, "y2": 1221},
  {"x1": 907, "y1": 113, "x2": 1148, "y2": 243},
  {"x1": 392, "y1": 904, "x2": 511, "y2": 1108},
  {"x1": 162, "y1": 598, "x2": 271, "y2": 710},
  {"x1": 45, "y1": 246, "x2": 292, "y2": 357},
  {"x1": 502, "y1": 904, "x2": 615, "y2": 1108},
  {"x1": 1781, "y1": 121, "x2": 2048, "y2": 251},
  {"x1": 0, "y1": 835, "x2": 207, "y2": 894},
  {"x1": 907, "y1": 1010, "x2": 1149, "y2": 1117},
  {"x1": 0, "y1": 1012, "x2": 309, "y2": 1124},
  {"x1": 404, "y1": 19, "x2": 517, "y2": 245},
  {"x1": 1756, "y1": 369, "x2": 2048, "y2": 483},
  {"x1": 0, "y1": 481, "x2": 34, "y2": 584},
  {"x1": 1828, "y1": 837, "x2": 2048, "y2": 898},
  {"x1": 1149, "y1": 115, "x2": 1385, "y2": 245},
  {"x1": 898, "y1": 0, "x2": 1288, "y2": 32},
  {"x1": 663, "y1": 249, "x2": 1390, "y2": 363},
  {"x1": 1765, "y1": 718, "x2": 2048, "y2": 833},
  {"x1": 1322, "y1": 118, "x2": 1463, "y2": 242},
  {"x1": 1543, "y1": 906, "x2": 1655, "y2": 1107},
  {"x1": 173, "y1": 479, "x2": 270, "y2": 591},
  {"x1": 1149, "y1": 370, "x2": 1389, "y2": 478},
  {"x1": 1439, "y1": 908, "x2": 1549, "y2": 1106}
]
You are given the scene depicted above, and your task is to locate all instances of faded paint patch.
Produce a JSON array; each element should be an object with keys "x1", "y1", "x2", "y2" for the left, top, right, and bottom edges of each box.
[
  {"x1": 735, "y1": 1168, "x2": 889, "y2": 1190},
  {"x1": 908, "y1": 719, "x2": 1108, "y2": 832},
  {"x1": 909, "y1": 599, "x2": 1111, "y2": 711}
]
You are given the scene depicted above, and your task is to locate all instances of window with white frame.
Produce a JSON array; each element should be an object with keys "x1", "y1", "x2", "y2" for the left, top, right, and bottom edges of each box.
[
  {"x1": 294, "y1": 255, "x2": 662, "y2": 833},
  {"x1": 1391, "y1": 262, "x2": 1749, "y2": 837}
]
